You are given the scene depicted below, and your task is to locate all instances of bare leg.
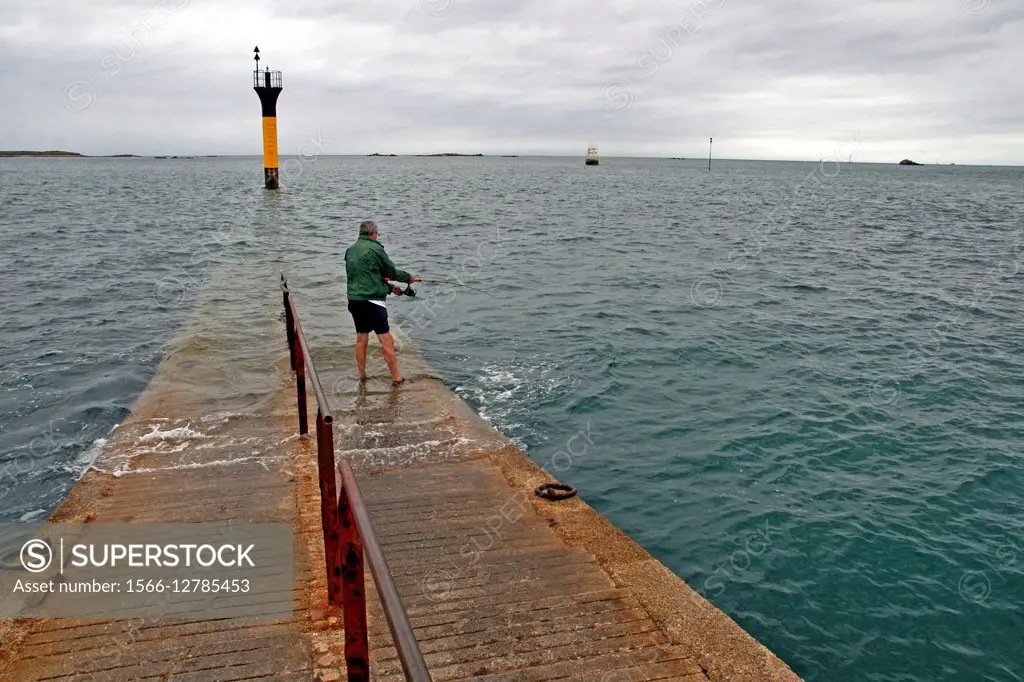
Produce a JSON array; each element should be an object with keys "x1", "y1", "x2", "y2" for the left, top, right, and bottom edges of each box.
[
  {"x1": 377, "y1": 332, "x2": 402, "y2": 382},
  {"x1": 355, "y1": 333, "x2": 369, "y2": 379}
]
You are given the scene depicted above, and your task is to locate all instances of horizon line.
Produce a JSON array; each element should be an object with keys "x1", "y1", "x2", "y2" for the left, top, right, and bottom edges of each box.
[{"x1": 1, "y1": 151, "x2": 1018, "y2": 167}]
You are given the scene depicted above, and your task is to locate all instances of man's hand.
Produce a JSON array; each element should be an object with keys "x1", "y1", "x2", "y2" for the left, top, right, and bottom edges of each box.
[
  {"x1": 411, "y1": 277, "x2": 423, "y2": 283},
  {"x1": 392, "y1": 285, "x2": 405, "y2": 295}
]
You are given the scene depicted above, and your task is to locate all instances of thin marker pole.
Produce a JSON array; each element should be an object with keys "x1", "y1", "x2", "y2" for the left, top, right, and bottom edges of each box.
[{"x1": 708, "y1": 137, "x2": 713, "y2": 171}]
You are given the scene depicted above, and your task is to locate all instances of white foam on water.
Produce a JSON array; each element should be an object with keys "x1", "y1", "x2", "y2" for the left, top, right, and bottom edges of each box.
[
  {"x1": 127, "y1": 442, "x2": 192, "y2": 457},
  {"x1": 193, "y1": 436, "x2": 262, "y2": 451},
  {"x1": 94, "y1": 440, "x2": 193, "y2": 475},
  {"x1": 334, "y1": 414, "x2": 455, "y2": 436},
  {"x1": 110, "y1": 454, "x2": 285, "y2": 477},
  {"x1": 334, "y1": 437, "x2": 466, "y2": 458},
  {"x1": 72, "y1": 437, "x2": 109, "y2": 479},
  {"x1": 93, "y1": 423, "x2": 277, "y2": 478},
  {"x1": 18, "y1": 509, "x2": 47, "y2": 522},
  {"x1": 451, "y1": 357, "x2": 580, "y2": 453},
  {"x1": 200, "y1": 412, "x2": 245, "y2": 426},
  {"x1": 484, "y1": 370, "x2": 517, "y2": 384},
  {"x1": 138, "y1": 423, "x2": 206, "y2": 443},
  {"x1": 339, "y1": 436, "x2": 474, "y2": 469},
  {"x1": 67, "y1": 423, "x2": 122, "y2": 479}
]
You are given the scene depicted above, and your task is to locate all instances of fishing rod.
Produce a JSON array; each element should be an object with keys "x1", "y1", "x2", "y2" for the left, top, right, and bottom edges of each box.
[
  {"x1": 421, "y1": 278, "x2": 497, "y2": 297},
  {"x1": 385, "y1": 277, "x2": 496, "y2": 298}
]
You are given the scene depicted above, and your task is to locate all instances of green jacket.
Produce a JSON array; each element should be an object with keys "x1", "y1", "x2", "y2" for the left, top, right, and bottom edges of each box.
[{"x1": 344, "y1": 234, "x2": 412, "y2": 301}]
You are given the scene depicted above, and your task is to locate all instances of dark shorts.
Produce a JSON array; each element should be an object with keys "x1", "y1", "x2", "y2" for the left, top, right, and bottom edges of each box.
[{"x1": 347, "y1": 299, "x2": 390, "y2": 334}]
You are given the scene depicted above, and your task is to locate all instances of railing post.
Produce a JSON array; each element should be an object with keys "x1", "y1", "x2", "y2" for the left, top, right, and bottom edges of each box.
[
  {"x1": 317, "y1": 409, "x2": 342, "y2": 607},
  {"x1": 339, "y1": 480, "x2": 369, "y2": 681},
  {"x1": 296, "y1": 339, "x2": 308, "y2": 435},
  {"x1": 281, "y1": 275, "x2": 297, "y2": 372},
  {"x1": 284, "y1": 296, "x2": 296, "y2": 372}
]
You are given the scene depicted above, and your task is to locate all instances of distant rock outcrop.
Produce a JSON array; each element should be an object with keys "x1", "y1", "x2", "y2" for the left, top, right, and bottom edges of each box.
[{"x1": 899, "y1": 159, "x2": 923, "y2": 166}]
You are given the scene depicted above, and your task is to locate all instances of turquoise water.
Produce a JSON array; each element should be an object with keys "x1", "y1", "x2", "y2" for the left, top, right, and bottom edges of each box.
[{"x1": 2, "y1": 156, "x2": 1023, "y2": 681}]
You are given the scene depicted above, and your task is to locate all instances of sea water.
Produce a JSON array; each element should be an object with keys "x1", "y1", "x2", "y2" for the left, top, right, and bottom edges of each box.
[{"x1": 1, "y1": 155, "x2": 1022, "y2": 681}]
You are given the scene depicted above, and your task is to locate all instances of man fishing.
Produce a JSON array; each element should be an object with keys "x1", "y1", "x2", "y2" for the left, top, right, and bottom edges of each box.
[{"x1": 344, "y1": 220, "x2": 421, "y2": 386}]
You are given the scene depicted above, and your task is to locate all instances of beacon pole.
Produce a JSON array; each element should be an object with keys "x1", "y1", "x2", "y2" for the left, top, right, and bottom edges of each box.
[{"x1": 252, "y1": 46, "x2": 283, "y2": 189}]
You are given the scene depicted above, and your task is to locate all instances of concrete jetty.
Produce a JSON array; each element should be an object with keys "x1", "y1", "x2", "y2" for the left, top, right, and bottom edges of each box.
[{"x1": 0, "y1": 272, "x2": 801, "y2": 681}]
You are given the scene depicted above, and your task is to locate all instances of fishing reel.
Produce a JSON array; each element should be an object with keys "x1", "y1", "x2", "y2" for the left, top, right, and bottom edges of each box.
[{"x1": 386, "y1": 280, "x2": 417, "y2": 298}]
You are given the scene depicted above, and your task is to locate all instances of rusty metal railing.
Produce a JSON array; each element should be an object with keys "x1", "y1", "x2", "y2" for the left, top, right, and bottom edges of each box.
[
  {"x1": 280, "y1": 274, "x2": 431, "y2": 682},
  {"x1": 281, "y1": 275, "x2": 340, "y2": 602},
  {"x1": 337, "y1": 459, "x2": 431, "y2": 681}
]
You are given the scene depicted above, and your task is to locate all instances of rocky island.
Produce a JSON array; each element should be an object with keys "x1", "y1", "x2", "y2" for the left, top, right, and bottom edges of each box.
[
  {"x1": 368, "y1": 152, "x2": 489, "y2": 157},
  {"x1": 0, "y1": 150, "x2": 84, "y2": 157},
  {"x1": 899, "y1": 159, "x2": 924, "y2": 166},
  {"x1": 0, "y1": 151, "x2": 143, "y2": 158}
]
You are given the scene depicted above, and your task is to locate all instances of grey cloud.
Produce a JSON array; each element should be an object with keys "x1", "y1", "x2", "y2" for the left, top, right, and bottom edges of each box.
[{"x1": 0, "y1": 0, "x2": 1020, "y2": 163}]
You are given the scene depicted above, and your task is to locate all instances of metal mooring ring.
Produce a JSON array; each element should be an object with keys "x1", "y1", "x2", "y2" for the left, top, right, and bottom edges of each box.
[{"x1": 535, "y1": 482, "x2": 577, "y2": 501}]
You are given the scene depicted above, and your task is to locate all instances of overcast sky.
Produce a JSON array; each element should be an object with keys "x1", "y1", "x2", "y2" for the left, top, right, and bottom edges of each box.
[{"x1": 0, "y1": 0, "x2": 1021, "y2": 163}]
